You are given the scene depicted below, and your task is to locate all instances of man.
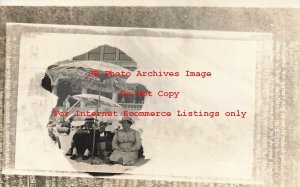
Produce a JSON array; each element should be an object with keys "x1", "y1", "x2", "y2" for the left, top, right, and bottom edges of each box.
[{"x1": 67, "y1": 117, "x2": 103, "y2": 160}]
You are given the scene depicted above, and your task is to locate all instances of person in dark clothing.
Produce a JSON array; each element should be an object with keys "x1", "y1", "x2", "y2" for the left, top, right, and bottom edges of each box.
[
  {"x1": 71, "y1": 126, "x2": 91, "y2": 160},
  {"x1": 67, "y1": 117, "x2": 103, "y2": 160}
]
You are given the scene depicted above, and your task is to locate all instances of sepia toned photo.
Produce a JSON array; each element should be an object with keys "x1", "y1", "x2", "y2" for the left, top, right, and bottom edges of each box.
[
  {"x1": 3, "y1": 22, "x2": 273, "y2": 183},
  {"x1": 44, "y1": 46, "x2": 149, "y2": 170},
  {"x1": 1, "y1": 5, "x2": 299, "y2": 186}
]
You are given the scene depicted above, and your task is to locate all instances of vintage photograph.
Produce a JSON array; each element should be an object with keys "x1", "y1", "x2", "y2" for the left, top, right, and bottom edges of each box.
[
  {"x1": 0, "y1": 4, "x2": 299, "y2": 187},
  {"x1": 43, "y1": 46, "x2": 149, "y2": 168},
  {"x1": 3, "y1": 23, "x2": 270, "y2": 180}
]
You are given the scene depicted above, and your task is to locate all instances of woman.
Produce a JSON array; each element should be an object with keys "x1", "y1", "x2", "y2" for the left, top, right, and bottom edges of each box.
[{"x1": 109, "y1": 117, "x2": 141, "y2": 165}]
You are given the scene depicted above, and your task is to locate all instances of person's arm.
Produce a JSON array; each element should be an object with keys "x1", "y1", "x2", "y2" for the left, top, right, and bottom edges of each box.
[
  {"x1": 127, "y1": 130, "x2": 142, "y2": 152},
  {"x1": 112, "y1": 132, "x2": 123, "y2": 151}
]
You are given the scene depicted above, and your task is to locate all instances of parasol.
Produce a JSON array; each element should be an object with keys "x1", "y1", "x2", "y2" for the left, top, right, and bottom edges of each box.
[
  {"x1": 72, "y1": 94, "x2": 122, "y2": 108},
  {"x1": 69, "y1": 94, "x2": 123, "y2": 127},
  {"x1": 46, "y1": 60, "x2": 145, "y2": 161},
  {"x1": 46, "y1": 60, "x2": 132, "y2": 93}
]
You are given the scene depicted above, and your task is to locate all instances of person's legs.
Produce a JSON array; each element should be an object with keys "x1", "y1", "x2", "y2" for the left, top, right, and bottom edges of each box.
[
  {"x1": 110, "y1": 150, "x2": 139, "y2": 165},
  {"x1": 70, "y1": 134, "x2": 79, "y2": 160},
  {"x1": 86, "y1": 133, "x2": 98, "y2": 158},
  {"x1": 97, "y1": 142, "x2": 106, "y2": 160},
  {"x1": 70, "y1": 130, "x2": 88, "y2": 159},
  {"x1": 82, "y1": 149, "x2": 89, "y2": 160},
  {"x1": 70, "y1": 147, "x2": 78, "y2": 160},
  {"x1": 105, "y1": 131, "x2": 114, "y2": 156},
  {"x1": 66, "y1": 141, "x2": 74, "y2": 156}
]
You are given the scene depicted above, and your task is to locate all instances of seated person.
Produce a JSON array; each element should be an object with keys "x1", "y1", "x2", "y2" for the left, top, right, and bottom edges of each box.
[
  {"x1": 102, "y1": 121, "x2": 120, "y2": 153},
  {"x1": 109, "y1": 117, "x2": 142, "y2": 165},
  {"x1": 95, "y1": 121, "x2": 110, "y2": 159},
  {"x1": 96, "y1": 121, "x2": 120, "y2": 162},
  {"x1": 67, "y1": 117, "x2": 104, "y2": 160}
]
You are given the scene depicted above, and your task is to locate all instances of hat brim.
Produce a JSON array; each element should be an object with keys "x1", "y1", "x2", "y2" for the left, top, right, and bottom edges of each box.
[{"x1": 119, "y1": 120, "x2": 134, "y2": 125}]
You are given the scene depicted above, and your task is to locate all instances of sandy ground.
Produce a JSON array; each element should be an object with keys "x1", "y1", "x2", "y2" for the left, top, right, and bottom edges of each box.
[{"x1": 57, "y1": 130, "x2": 149, "y2": 173}]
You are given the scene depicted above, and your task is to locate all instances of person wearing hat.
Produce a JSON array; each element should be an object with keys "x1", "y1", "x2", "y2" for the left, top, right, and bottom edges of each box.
[
  {"x1": 68, "y1": 117, "x2": 101, "y2": 160},
  {"x1": 109, "y1": 117, "x2": 142, "y2": 165}
]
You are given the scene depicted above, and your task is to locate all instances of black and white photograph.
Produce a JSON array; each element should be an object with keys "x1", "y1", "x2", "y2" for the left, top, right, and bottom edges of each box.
[
  {"x1": 1, "y1": 4, "x2": 300, "y2": 187},
  {"x1": 4, "y1": 23, "x2": 264, "y2": 179},
  {"x1": 44, "y1": 45, "x2": 149, "y2": 170}
]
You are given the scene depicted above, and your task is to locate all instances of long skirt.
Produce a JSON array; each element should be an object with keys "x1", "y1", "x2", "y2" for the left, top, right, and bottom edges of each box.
[{"x1": 109, "y1": 150, "x2": 138, "y2": 164}]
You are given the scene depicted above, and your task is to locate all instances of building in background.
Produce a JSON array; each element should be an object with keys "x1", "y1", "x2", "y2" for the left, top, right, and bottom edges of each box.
[
  {"x1": 73, "y1": 45, "x2": 137, "y2": 71},
  {"x1": 41, "y1": 45, "x2": 145, "y2": 117}
]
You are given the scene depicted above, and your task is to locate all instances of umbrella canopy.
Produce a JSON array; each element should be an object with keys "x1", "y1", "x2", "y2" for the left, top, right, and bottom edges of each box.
[
  {"x1": 47, "y1": 60, "x2": 132, "y2": 93},
  {"x1": 72, "y1": 94, "x2": 122, "y2": 108},
  {"x1": 70, "y1": 94, "x2": 123, "y2": 126}
]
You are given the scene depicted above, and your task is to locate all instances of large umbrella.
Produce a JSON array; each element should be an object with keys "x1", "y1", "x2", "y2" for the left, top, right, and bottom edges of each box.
[
  {"x1": 47, "y1": 60, "x2": 132, "y2": 93},
  {"x1": 46, "y1": 60, "x2": 149, "y2": 161},
  {"x1": 72, "y1": 94, "x2": 122, "y2": 108},
  {"x1": 55, "y1": 94, "x2": 123, "y2": 131},
  {"x1": 47, "y1": 61, "x2": 132, "y2": 162},
  {"x1": 69, "y1": 94, "x2": 123, "y2": 126},
  {"x1": 67, "y1": 93, "x2": 123, "y2": 162}
]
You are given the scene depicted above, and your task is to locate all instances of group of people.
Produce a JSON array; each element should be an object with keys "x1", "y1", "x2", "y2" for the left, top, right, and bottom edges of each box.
[{"x1": 65, "y1": 116, "x2": 143, "y2": 166}]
